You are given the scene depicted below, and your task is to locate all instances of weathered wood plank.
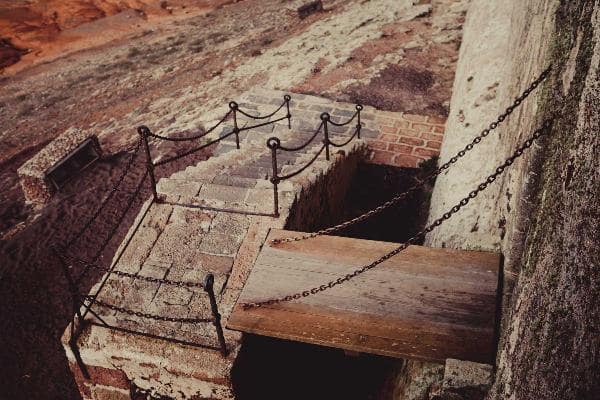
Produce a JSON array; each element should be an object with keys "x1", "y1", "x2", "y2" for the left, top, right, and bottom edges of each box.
[{"x1": 227, "y1": 229, "x2": 500, "y2": 363}]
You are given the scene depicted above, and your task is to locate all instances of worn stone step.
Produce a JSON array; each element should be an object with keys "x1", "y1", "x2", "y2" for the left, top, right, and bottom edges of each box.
[
  {"x1": 211, "y1": 174, "x2": 262, "y2": 188},
  {"x1": 228, "y1": 165, "x2": 271, "y2": 180}
]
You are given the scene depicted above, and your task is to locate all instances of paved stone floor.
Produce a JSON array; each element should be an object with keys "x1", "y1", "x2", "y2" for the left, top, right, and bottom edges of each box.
[{"x1": 64, "y1": 89, "x2": 445, "y2": 399}]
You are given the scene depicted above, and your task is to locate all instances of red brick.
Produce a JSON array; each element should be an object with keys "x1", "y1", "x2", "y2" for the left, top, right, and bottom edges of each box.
[
  {"x1": 397, "y1": 128, "x2": 420, "y2": 138},
  {"x1": 369, "y1": 150, "x2": 395, "y2": 165},
  {"x1": 393, "y1": 154, "x2": 421, "y2": 168},
  {"x1": 414, "y1": 147, "x2": 439, "y2": 158},
  {"x1": 411, "y1": 122, "x2": 434, "y2": 132},
  {"x1": 420, "y1": 132, "x2": 444, "y2": 141},
  {"x1": 388, "y1": 143, "x2": 413, "y2": 154},
  {"x1": 379, "y1": 133, "x2": 399, "y2": 142},
  {"x1": 367, "y1": 140, "x2": 388, "y2": 150},
  {"x1": 393, "y1": 120, "x2": 410, "y2": 129},
  {"x1": 380, "y1": 125, "x2": 399, "y2": 135},
  {"x1": 93, "y1": 385, "x2": 130, "y2": 400},
  {"x1": 433, "y1": 125, "x2": 445, "y2": 134},
  {"x1": 87, "y1": 365, "x2": 130, "y2": 390},
  {"x1": 427, "y1": 140, "x2": 442, "y2": 150},
  {"x1": 399, "y1": 136, "x2": 425, "y2": 146},
  {"x1": 375, "y1": 116, "x2": 395, "y2": 126},
  {"x1": 402, "y1": 113, "x2": 428, "y2": 122},
  {"x1": 70, "y1": 363, "x2": 92, "y2": 398},
  {"x1": 427, "y1": 115, "x2": 447, "y2": 124}
]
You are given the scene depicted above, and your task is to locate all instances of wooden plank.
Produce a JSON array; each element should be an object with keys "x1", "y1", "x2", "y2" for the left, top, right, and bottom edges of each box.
[{"x1": 227, "y1": 229, "x2": 500, "y2": 363}]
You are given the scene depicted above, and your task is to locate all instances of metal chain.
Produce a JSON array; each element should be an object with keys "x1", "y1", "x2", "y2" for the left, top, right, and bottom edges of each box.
[
  {"x1": 64, "y1": 254, "x2": 205, "y2": 289},
  {"x1": 329, "y1": 126, "x2": 360, "y2": 148},
  {"x1": 52, "y1": 170, "x2": 150, "y2": 286},
  {"x1": 88, "y1": 171, "x2": 149, "y2": 264},
  {"x1": 85, "y1": 296, "x2": 213, "y2": 323},
  {"x1": 327, "y1": 110, "x2": 358, "y2": 127},
  {"x1": 277, "y1": 122, "x2": 324, "y2": 152},
  {"x1": 277, "y1": 144, "x2": 326, "y2": 181},
  {"x1": 236, "y1": 99, "x2": 287, "y2": 120},
  {"x1": 62, "y1": 136, "x2": 143, "y2": 250},
  {"x1": 271, "y1": 65, "x2": 552, "y2": 245},
  {"x1": 153, "y1": 128, "x2": 237, "y2": 167},
  {"x1": 241, "y1": 118, "x2": 554, "y2": 309},
  {"x1": 146, "y1": 109, "x2": 232, "y2": 142}
]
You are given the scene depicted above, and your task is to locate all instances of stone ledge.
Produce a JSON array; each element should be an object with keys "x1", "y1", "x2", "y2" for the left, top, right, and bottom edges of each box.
[{"x1": 17, "y1": 127, "x2": 100, "y2": 206}]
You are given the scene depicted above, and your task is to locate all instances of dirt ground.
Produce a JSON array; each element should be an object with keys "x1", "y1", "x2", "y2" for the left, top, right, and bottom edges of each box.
[{"x1": 0, "y1": 0, "x2": 465, "y2": 398}]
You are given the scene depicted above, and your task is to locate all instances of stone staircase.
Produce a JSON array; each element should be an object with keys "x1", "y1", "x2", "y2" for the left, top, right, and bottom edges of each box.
[{"x1": 66, "y1": 90, "x2": 371, "y2": 399}]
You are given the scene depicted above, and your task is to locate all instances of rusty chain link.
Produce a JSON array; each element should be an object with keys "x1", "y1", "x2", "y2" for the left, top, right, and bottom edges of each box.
[
  {"x1": 242, "y1": 118, "x2": 554, "y2": 309},
  {"x1": 84, "y1": 296, "x2": 213, "y2": 323},
  {"x1": 271, "y1": 65, "x2": 552, "y2": 245}
]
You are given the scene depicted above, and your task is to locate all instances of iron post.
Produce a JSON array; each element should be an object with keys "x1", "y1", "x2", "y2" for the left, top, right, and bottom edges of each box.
[
  {"x1": 284, "y1": 94, "x2": 292, "y2": 130},
  {"x1": 321, "y1": 112, "x2": 330, "y2": 161},
  {"x1": 356, "y1": 104, "x2": 363, "y2": 139},
  {"x1": 267, "y1": 137, "x2": 281, "y2": 217},
  {"x1": 229, "y1": 101, "x2": 240, "y2": 149},
  {"x1": 137, "y1": 126, "x2": 159, "y2": 202}
]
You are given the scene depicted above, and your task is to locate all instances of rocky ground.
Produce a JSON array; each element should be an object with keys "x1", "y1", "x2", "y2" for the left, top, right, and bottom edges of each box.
[
  {"x1": 0, "y1": 0, "x2": 467, "y2": 239},
  {"x1": 0, "y1": 0, "x2": 466, "y2": 398}
]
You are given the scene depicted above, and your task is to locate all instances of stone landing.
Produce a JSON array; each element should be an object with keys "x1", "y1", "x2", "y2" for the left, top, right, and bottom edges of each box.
[
  {"x1": 62, "y1": 90, "x2": 445, "y2": 399},
  {"x1": 240, "y1": 89, "x2": 446, "y2": 169}
]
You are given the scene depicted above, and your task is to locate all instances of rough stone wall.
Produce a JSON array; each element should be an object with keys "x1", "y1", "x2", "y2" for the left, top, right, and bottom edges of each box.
[
  {"x1": 285, "y1": 146, "x2": 366, "y2": 232},
  {"x1": 424, "y1": 0, "x2": 599, "y2": 399},
  {"x1": 17, "y1": 128, "x2": 98, "y2": 206}
]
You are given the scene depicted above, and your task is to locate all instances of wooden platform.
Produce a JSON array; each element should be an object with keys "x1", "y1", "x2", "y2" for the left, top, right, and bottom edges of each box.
[{"x1": 227, "y1": 230, "x2": 501, "y2": 363}]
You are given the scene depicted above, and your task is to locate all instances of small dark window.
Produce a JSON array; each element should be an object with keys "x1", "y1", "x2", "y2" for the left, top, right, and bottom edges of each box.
[{"x1": 46, "y1": 137, "x2": 101, "y2": 191}]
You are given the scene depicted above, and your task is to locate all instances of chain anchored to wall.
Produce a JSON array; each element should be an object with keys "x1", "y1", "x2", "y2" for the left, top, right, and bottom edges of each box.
[
  {"x1": 271, "y1": 65, "x2": 553, "y2": 245},
  {"x1": 241, "y1": 66, "x2": 554, "y2": 309}
]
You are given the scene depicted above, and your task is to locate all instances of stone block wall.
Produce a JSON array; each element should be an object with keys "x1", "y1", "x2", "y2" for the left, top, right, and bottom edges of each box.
[
  {"x1": 17, "y1": 127, "x2": 100, "y2": 206},
  {"x1": 285, "y1": 145, "x2": 368, "y2": 232},
  {"x1": 420, "y1": 0, "x2": 599, "y2": 399}
]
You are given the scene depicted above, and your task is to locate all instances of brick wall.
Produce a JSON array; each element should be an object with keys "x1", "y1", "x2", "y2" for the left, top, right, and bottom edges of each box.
[{"x1": 367, "y1": 112, "x2": 446, "y2": 168}]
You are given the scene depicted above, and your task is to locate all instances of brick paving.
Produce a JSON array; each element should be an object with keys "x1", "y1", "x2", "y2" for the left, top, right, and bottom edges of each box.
[{"x1": 65, "y1": 89, "x2": 444, "y2": 399}]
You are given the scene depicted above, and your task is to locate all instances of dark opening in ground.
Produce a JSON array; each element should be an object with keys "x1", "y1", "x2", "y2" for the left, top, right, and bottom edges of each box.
[
  {"x1": 231, "y1": 161, "x2": 436, "y2": 399},
  {"x1": 335, "y1": 161, "x2": 435, "y2": 243},
  {"x1": 232, "y1": 334, "x2": 398, "y2": 400}
]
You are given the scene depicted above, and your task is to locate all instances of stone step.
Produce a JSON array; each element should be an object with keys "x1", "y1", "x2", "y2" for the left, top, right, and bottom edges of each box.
[{"x1": 197, "y1": 183, "x2": 270, "y2": 208}]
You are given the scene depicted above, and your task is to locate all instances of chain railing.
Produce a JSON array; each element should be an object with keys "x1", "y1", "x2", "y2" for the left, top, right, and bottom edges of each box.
[
  {"x1": 48, "y1": 64, "x2": 552, "y2": 371},
  {"x1": 267, "y1": 104, "x2": 363, "y2": 216},
  {"x1": 51, "y1": 94, "x2": 296, "y2": 375},
  {"x1": 138, "y1": 95, "x2": 292, "y2": 206},
  {"x1": 240, "y1": 66, "x2": 553, "y2": 308}
]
